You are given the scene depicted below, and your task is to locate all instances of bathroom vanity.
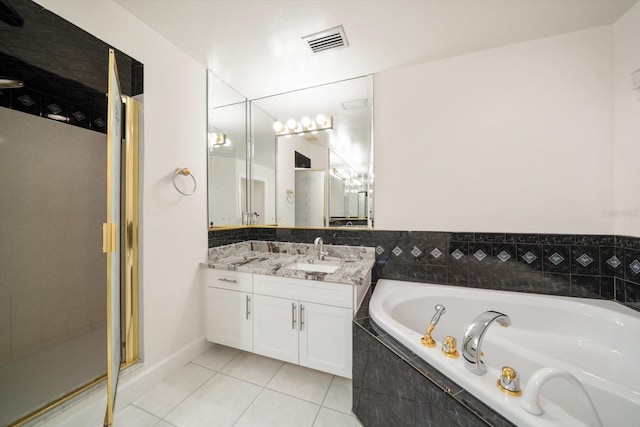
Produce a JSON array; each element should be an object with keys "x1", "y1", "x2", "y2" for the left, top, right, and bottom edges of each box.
[{"x1": 205, "y1": 241, "x2": 374, "y2": 378}]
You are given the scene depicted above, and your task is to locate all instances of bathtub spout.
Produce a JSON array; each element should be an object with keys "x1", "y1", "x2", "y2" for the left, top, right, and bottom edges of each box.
[
  {"x1": 462, "y1": 310, "x2": 511, "y2": 375},
  {"x1": 521, "y1": 367, "x2": 602, "y2": 427}
]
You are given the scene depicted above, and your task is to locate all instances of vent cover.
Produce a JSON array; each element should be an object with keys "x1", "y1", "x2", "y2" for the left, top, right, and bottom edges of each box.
[{"x1": 302, "y1": 25, "x2": 349, "y2": 54}]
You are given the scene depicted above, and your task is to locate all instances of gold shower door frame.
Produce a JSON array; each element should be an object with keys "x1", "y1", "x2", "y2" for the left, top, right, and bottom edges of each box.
[{"x1": 104, "y1": 48, "x2": 140, "y2": 427}]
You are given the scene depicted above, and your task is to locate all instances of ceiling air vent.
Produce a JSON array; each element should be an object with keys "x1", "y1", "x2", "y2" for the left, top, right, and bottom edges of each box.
[{"x1": 302, "y1": 25, "x2": 349, "y2": 54}]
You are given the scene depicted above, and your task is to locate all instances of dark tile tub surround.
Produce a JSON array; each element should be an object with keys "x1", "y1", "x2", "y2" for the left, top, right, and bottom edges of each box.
[
  {"x1": 209, "y1": 227, "x2": 640, "y2": 312},
  {"x1": 352, "y1": 292, "x2": 515, "y2": 427}
]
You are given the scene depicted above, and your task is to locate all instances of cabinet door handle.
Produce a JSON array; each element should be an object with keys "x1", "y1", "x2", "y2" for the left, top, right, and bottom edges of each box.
[
  {"x1": 300, "y1": 304, "x2": 304, "y2": 331},
  {"x1": 218, "y1": 278, "x2": 238, "y2": 283},
  {"x1": 291, "y1": 302, "x2": 296, "y2": 330},
  {"x1": 246, "y1": 295, "x2": 251, "y2": 320}
]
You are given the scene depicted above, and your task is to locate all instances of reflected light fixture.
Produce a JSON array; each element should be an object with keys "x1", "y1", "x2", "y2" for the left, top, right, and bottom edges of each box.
[
  {"x1": 0, "y1": 77, "x2": 24, "y2": 89},
  {"x1": 273, "y1": 114, "x2": 333, "y2": 137},
  {"x1": 208, "y1": 132, "x2": 231, "y2": 151},
  {"x1": 47, "y1": 114, "x2": 69, "y2": 122},
  {"x1": 331, "y1": 168, "x2": 347, "y2": 180}
]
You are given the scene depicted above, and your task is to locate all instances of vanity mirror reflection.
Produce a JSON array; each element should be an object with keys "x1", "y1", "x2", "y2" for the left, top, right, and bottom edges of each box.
[
  {"x1": 207, "y1": 71, "x2": 248, "y2": 227},
  {"x1": 207, "y1": 73, "x2": 374, "y2": 229}
]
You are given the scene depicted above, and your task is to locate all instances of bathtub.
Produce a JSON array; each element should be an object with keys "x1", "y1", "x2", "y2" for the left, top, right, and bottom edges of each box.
[{"x1": 369, "y1": 279, "x2": 640, "y2": 426}]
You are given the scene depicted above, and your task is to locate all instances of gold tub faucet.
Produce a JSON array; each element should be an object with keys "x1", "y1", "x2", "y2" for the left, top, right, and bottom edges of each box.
[{"x1": 421, "y1": 304, "x2": 446, "y2": 347}]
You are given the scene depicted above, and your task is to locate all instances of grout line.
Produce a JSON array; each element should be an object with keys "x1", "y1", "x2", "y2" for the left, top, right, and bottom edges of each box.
[
  {"x1": 126, "y1": 403, "x2": 163, "y2": 421},
  {"x1": 149, "y1": 365, "x2": 220, "y2": 421},
  {"x1": 229, "y1": 374, "x2": 265, "y2": 426},
  {"x1": 319, "y1": 375, "x2": 335, "y2": 408}
]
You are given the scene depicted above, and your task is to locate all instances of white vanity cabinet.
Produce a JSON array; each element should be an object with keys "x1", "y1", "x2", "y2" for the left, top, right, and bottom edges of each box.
[
  {"x1": 205, "y1": 269, "x2": 253, "y2": 352},
  {"x1": 205, "y1": 268, "x2": 366, "y2": 379},
  {"x1": 252, "y1": 274, "x2": 353, "y2": 378}
]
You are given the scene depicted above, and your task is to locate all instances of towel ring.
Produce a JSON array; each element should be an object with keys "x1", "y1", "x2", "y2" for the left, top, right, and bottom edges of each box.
[{"x1": 173, "y1": 167, "x2": 197, "y2": 196}]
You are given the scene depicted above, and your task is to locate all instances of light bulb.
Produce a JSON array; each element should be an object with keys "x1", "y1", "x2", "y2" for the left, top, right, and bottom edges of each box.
[
  {"x1": 300, "y1": 116, "x2": 311, "y2": 128},
  {"x1": 273, "y1": 121, "x2": 283, "y2": 132},
  {"x1": 287, "y1": 118, "x2": 297, "y2": 129},
  {"x1": 315, "y1": 114, "x2": 326, "y2": 126}
]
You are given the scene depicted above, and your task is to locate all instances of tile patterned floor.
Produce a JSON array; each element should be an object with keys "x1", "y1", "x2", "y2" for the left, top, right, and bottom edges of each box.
[{"x1": 114, "y1": 344, "x2": 363, "y2": 427}]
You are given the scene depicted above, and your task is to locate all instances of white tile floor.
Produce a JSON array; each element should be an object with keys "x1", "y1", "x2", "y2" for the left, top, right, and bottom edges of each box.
[{"x1": 114, "y1": 344, "x2": 363, "y2": 427}]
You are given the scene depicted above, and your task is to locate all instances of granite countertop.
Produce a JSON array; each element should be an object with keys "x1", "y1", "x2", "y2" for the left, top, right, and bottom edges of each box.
[{"x1": 207, "y1": 241, "x2": 375, "y2": 286}]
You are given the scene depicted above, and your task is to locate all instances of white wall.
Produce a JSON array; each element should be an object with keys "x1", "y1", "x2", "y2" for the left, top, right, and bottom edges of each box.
[
  {"x1": 613, "y1": 2, "x2": 640, "y2": 238},
  {"x1": 35, "y1": 0, "x2": 209, "y2": 416},
  {"x1": 375, "y1": 26, "x2": 615, "y2": 234}
]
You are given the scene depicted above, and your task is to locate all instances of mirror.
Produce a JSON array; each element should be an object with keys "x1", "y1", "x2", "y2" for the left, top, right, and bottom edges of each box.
[
  {"x1": 207, "y1": 73, "x2": 374, "y2": 228},
  {"x1": 207, "y1": 71, "x2": 248, "y2": 227}
]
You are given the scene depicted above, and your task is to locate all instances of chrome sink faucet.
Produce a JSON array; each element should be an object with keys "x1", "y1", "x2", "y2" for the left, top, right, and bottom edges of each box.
[
  {"x1": 314, "y1": 237, "x2": 328, "y2": 260},
  {"x1": 462, "y1": 310, "x2": 511, "y2": 375}
]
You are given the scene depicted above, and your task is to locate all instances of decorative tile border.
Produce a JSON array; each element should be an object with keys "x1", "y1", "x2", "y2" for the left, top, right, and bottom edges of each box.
[{"x1": 208, "y1": 228, "x2": 640, "y2": 312}]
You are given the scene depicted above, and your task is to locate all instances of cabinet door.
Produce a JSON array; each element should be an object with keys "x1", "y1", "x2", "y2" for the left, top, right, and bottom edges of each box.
[
  {"x1": 206, "y1": 287, "x2": 253, "y2": 352},
  {"x1": 299, "y1": 302, "x2": 353, "y2": 378},
  {"x1": 253, "y1": 294, "x2": 298, "y2": 364}
]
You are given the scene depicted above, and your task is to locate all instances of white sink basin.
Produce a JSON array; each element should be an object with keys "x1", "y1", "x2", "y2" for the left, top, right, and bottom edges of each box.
[{"x1": 285, "y1": 262, "x2": 340, "y2": 274}]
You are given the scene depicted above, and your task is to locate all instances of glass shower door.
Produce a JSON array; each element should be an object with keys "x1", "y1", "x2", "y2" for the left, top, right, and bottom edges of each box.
[{"x1": 104, "y1": 48, "x2": 123, "y2": 427}]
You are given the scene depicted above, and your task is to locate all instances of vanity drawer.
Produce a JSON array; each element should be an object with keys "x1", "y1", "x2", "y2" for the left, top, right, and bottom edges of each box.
[
  {"x1": 206, "y1": 269, "x2": 253, "y2": 292},
  {"x1": 254, "y1": 274, "x2": 352, "y2": 309}
]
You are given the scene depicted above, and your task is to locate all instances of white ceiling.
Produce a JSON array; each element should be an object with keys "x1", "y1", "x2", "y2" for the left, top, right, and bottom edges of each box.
[{"x1": 114, "y1": 0, "x2": 635, "y2": 99}]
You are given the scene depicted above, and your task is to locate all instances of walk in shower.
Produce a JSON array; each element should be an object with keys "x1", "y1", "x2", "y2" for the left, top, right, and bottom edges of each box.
[{"x1": 0, "y1": 0, "x2": 142, "y2": 425}]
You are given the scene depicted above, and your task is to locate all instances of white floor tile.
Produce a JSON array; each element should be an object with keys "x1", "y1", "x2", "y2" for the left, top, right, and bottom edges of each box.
[
  {"x1": 132, "y1": 363, "x2": 214, "y2": 418},
  {"x1": 153, "y1": 421, "x2": 176, "y2": 427},
  {"x1": 190, "y1": 344, "x2": 240, "y2": 371},
  {"x1": 313, "y1": 407, "x2": 363, "y2": 427},
  {"x1": 113, "y1": 405, "x2": 159, "y2": 427},
  {"x1": 234, "y1": 389, "x2": 319, "y2": 427},
  {"x1": 322, "y1": 376, "x2": 353, "y2": 414},
  {"x1": 164, "y1": 373, "x2": 261, "y2": 427},
  {"x1": 266, "y1": 363, "x2": 333, "y2": 404},
  {"x1": 220, "y1": 351, "x2": 284, "y2": 386}
]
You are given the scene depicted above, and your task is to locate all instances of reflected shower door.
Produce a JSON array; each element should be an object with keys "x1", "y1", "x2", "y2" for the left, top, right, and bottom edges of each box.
[{"x1": 104, "y1": 48, "x2": 123, "y2": 427}]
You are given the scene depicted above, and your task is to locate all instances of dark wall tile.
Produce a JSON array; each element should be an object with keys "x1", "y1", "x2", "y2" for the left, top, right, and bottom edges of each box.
[
  {"x1": 474, "y1": 233, "x2": 505, "y2": 243},
  {"x1": 600, "y1": 277, "x2": 615, "y2": 299},
  {"x1": 515, "y1": 272, "x2": 542, "y2": 293},
  {"x1": 540, "y1": 234, "x2": 575, "y2": 245},
  {"x1": 447, "y1": 265, "x2": 469, "y2": 286},
  {"x1": 541, "y1": 273, "x2": 570, "y2": 296},
  {"x1": 624, "y1": 249, "x2": 640, "y2": 284},
  {"x1": 506, "y1": 233, "x2": 539, "y2": 243},
  {"x1": 381, "y1": 261, "x2": 406, "y2": 280},
  {"x1": 468, "y1": 242, "x2": 492, "y2": 265},
  {"x1": 426, "y1": 266, "x2": 447, "y2": 284},
  {"x1": 626, "y1": 281, "x2": 640, "y2": 304},
  {"x1": 516, "y1": 244, "x2": 542, "y2": 271},
  {"x1": 406, "y1": 264, "x2": 428, "y2": 282},
  {"x1": 542, "y1": 245, "x2": 571, "y2": 274},
  {"x1": 600, "y1": 246, "x2": 621, "y2": 278},
  {"x1": 617, "y1": 235, "x2": 640, "y2": 250},
  {"x1": 571, "y1": 275, "x2": 600, "y2": 298},
  {"x1": 448, "y1": 241, "x2": 469, "y2": 265},
  {"x1": 451, "y1": 232, "x2": 473, "y2": 241},
  {"x1": 615, "y1": 278, "x2": 626, "y2": 303},
  {"x1": 571, "y1": 246, "x2": 600, "y2": 276},
  {"x1": 576, "y1": 234, "x2": 614, "y2": 246},
  {"x1": 491, "y1": 243, "x2": 516, "y2": 264}
]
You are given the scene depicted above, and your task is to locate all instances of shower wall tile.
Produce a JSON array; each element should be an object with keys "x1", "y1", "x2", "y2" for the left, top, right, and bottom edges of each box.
[
  {"x1": 43, "y1": 311, "x2": 68, "y2": 341},
  {"x1": 1, "y1": 107, "x2": 106, "y2": 364}
]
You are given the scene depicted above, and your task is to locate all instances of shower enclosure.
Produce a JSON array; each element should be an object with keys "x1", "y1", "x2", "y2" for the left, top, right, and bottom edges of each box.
[{"x1": 0, "y1": 1, "x2": 142, "y2": 425}]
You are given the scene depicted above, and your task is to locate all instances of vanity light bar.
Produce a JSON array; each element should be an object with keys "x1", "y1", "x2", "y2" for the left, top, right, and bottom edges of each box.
[{"x1": 273, "y1": 115, "x2": 333, "y2": 137}]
